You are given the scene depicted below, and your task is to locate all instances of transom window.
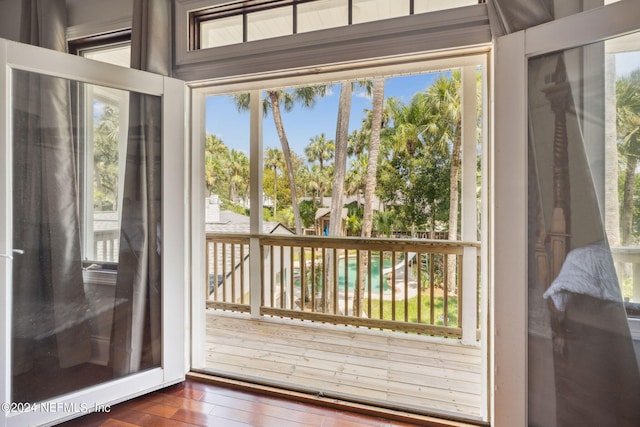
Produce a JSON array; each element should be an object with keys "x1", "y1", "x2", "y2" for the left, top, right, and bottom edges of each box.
[{"x1": 192, "y1": 0, "x2": 482, "y2": 49}]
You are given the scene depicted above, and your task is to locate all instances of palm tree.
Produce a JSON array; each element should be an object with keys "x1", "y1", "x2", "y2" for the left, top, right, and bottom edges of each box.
[
  {"x1": 345, "y1": 120, "x2": 374, "y2": 207},
  {"x1": 228, "y1": 149, "x2": 249, "y2": 206},
  {"x1": 422, "y1": 71, "x2": 463, "y2": 243},
  {"x1": 360, "y1": 79, "x2": 385, "y2": 238},
  {"x1": 305, "y1": 164, "x2": 331, "y2": 207},
  {"x1": 233, "y1": 87, "x2": 327, "y2": 234},
  {"x1": 348, "y1": 127, "x2": 369, "y2": 158},
  {"x1": 204, "y1": 134, "x2": 227, "y2": 197},
  {"x1": 264, "y1": 147, "x2": 284, "y2": 216},
  {"x1": 305, "y1": 133, "x2": 335, "y2": 171},
  {"x1": 345, "y1": 154, "x2": 367, "y2": 206},
  {"x1": 385, "y1": 95, "x2": 428, "y2": 158},
  {"x1": 328, "y1": 82, "x2": 353, "y2": 238},
  {"x1": 616, "y1": 69, "x2": 640, "y2": 245},
  {"x1": 356, "y1": 78, "x2": 385, "y2": 315},
  {"x1": 381, "y1": 93, "x2": 445, "y2": 232},
  {"x1": 422, "y1": 71, "x2": 463, "y2": 292},
  {"x1": 321, "y1": 81, "x2": 356, "y2": 314}
]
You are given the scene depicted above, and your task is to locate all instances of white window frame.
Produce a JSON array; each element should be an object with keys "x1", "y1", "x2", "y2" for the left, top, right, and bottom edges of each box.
[
  {"x1": 174, "y1": 0, "x2": 490, "y2": 81},
  {"x1": 0, "y1": 39, "x2": 187, "y2": 426},
  {"x1": 492, "y1": 1, "x2": 640, "y2": 425},
  {"x1": 184, "y1": 1, "x2": 493, "y2": 421},
  {"x1": 190, "y1": 52, "x2": 491, "y2": 420},
  {"x1": 81, "y1": 86, "x2": 130, "y2": 262}
]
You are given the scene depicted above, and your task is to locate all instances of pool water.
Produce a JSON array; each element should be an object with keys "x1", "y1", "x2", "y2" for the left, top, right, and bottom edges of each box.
[
  {"x1": 337, "y1": 256, "x2": 393, "y2": 292},
  {"x1": 295, "y1": 256, "x2": 394, "y2": 292}
]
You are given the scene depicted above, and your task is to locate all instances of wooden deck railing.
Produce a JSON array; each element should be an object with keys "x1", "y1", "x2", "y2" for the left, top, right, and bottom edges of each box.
[
  {"x1": 612, "y1": 246, "x2": 640, "y2": 305},
  {"x1": 206, "y1": 234, "x2": 250, "y2": 313},
  {"x1": 206, "y1": 233, "x2": 480, "y2": 340},
  {"x1": 94, "y1": 229, "x2": 119, "y2": 262}
]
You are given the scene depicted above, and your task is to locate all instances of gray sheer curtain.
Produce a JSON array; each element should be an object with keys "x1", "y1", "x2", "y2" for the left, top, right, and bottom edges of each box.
[
  {"x1": 12, "y1": 0, "x2": 91, "y2": 375},
  {"x1": 109, "y1": 0, "x2": 171, "y2": 376}
]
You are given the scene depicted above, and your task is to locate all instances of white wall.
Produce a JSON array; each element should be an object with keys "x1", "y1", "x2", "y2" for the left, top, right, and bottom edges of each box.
[
  {"x1": 67, "y1": 0, "x2": 131, "y2": 27},
  {"x1": 66, "y1": 0, "x2": 133, "y2": 40},
  {"x1": 0, "y1": 0, "x2": 133, "y2": 42}
]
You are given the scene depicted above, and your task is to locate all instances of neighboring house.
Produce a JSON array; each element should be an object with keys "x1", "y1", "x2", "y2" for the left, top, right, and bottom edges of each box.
[
  {"x1": 314, "y1": 207, "x2": 347, "y2": 236},
  {"x1": 303, "y1": 195, "x2": 382, "y2": 210},
  {"x1": 205, "y1": 196, "x2": 293, "y2": 306},
  {"x1": 307, "y1": 195, "x2": 381, "y2": 236}
]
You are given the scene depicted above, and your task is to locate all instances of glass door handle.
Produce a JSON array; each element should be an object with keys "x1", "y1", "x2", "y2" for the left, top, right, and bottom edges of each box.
[{"x1": 0, "y1": 249, "x2": 24, "y2": 260}]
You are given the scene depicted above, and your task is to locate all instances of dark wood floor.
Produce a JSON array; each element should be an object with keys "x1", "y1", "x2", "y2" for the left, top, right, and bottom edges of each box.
[{"x1": 59, "y1": 377, "x2": 478, "y2": 427}]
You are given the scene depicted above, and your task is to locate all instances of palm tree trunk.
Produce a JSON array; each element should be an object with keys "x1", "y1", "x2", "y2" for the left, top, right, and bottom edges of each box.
[
  {"x1": 325, "y1": 82, "x2": 352, "y2": 314},
  {"x1": 449, "y1": 130, "x2": 461, "y2": 241},
  {"x1": 356, "y1": 78, "x2": 384, "y2": 316},
  {"x1": 269, "y1": 92, "x2": 303, "y2": 234},
  {"x1": 447, "y1": 126, "x2": 462, "y2": 293},
  {"x1": 329, "y1": 83, "x2": 351, "y2": 237},
  {"x1": 273, "y1": 167, "x2": 277, "y2": 217}
]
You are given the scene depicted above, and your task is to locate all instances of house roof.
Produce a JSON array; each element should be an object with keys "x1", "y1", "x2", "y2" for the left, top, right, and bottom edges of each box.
[
  {"x1": 303, "y1": 195, "x2": 382, "y2": 209},
  {"x1": 93, "y1": 211, "x2": 118, "y2": 232},
  {"x1": 205, "y1": 210, "x2": 291, "y2": 234},
  {"x1": 315, "y1": 207, "x2": 348, "y2": 221}
]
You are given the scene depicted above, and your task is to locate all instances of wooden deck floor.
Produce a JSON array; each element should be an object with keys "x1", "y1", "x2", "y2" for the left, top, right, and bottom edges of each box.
[{"x1": 203, "y1": 312, "x2": 486, "y2": 423}]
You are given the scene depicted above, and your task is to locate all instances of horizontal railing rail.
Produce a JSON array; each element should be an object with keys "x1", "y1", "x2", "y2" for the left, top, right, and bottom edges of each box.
[{"x1": 205, "y1": 233, "x2": 480, "y2": 339}]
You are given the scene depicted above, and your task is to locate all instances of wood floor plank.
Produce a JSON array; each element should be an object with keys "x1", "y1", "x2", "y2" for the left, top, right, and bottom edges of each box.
[
  {"x1": 212, "y1": 313, "x2": 480, "y2": 356},
  {"x1": 99, "y1": 420, "x2": 140, "y2": 427},
  {"x1": 62, "y1": 379, "x2": 457, "y2": 427},
  {"x1": 204, "y1": 312, "x2": 485, "y2": 422},
  {"x1": 172, "y1": 407, "x2": 254, "y2": 427}
]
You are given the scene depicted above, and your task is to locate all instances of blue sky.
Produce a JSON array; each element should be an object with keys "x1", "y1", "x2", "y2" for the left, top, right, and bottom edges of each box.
[
  {"x1": 616, "y1": 50, "x2": 640, "y2": 77},
  {"x1": 204, "y1": 72, "x2": 443, "y2": 159},
  {"x1": 202, "y1": 51, "x2": 640, "y2": 160}
]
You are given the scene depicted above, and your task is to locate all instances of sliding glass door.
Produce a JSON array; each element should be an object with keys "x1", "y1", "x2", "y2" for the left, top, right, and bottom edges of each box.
[
  {"x1": 0, "y1": 39, "x2": 185, "y2": 426},
  {"x1": 493, "y1": 1, "x2": 640, "y2": 425}
]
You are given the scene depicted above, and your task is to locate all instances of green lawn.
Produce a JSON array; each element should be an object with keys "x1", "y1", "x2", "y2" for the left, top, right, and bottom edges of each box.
[{"x1": 368, "y1": 295, "x2": 458, "y2": 326}]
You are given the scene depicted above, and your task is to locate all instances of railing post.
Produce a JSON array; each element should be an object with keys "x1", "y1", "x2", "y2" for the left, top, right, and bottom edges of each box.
[
  {"x1": 461, "y1": 246, "x2": 478, "y2": 345},
  {"x1": 250, "y1": 238, "x2": 261, "y2": 318}
]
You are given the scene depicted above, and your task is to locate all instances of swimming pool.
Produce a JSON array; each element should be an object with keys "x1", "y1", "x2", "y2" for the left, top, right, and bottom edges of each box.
[{"x1": 337, "y1": 256, "x2": 394, "y2": 291}]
